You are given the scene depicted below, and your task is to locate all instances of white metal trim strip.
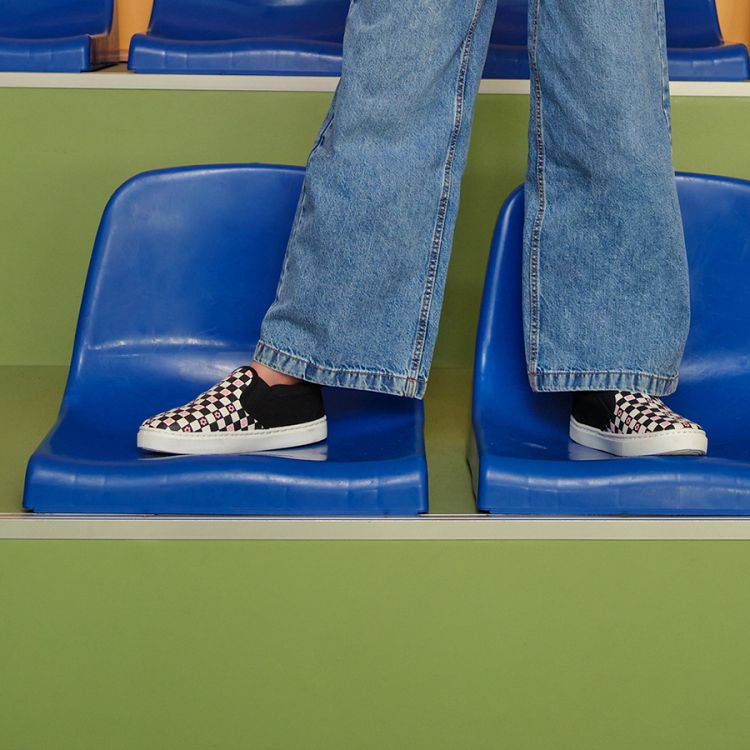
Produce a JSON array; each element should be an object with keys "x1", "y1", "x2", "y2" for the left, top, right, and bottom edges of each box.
[
  {"x1": 0, "y1": 72, "x2": 749, "y2": 97},
  {"x1": 2, "y1": 514, "x2": 750, "y2": 540}
]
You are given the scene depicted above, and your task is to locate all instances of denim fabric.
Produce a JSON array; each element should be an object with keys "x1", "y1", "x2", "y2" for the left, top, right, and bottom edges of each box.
[
  {"x1": 255, "y1": 0, "x2": 689, "y2": 399},
  {"x1": 523, "y1": 0, "x2": 689, "y2": 396}
]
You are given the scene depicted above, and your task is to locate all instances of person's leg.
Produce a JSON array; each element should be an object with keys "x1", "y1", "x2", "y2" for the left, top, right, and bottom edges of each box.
[
  {"x1": 138, "y1": 0, "x2": 500, "y2": 454},
  {"x1": 253, "y1": 0, "x2": 499, "y2": 400},
  {"x1": 525, "y1": 0, "x2": 688, "y2": 393},
  {"x1": 528, "y1": 0, "x2": 705, "y2": 455}
]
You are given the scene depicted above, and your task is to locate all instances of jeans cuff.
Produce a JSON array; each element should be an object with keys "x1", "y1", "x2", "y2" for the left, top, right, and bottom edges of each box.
[
  {"x1": 253, "y1": 340, "x2": 427, "y2": 399},
  {"x1": 528, "y1": 369, "x2": 679, "y2": 396}
]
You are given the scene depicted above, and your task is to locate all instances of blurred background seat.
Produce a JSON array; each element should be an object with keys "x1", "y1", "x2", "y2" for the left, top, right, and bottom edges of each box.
[
  {"x1": 484, "y1": 0, "x2": 750, "y2": 81},
  {"x1": 127, "y1": 0, "x2": 749, "y2": 80},
  {"x1": 128, "y1": 0, "x2": 348, "y2": 75},
  {"x1": 0, "y1": 0, "x2": 115, "y2": 72}
]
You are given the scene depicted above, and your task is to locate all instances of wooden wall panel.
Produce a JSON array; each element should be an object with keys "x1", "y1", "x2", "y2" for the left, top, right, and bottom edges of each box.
[
  {"x1": 717, "y1": 0, "x2": 750, "y2": 49},
  {"x1": 117, "y1": 0, "x2": 154, "y2": 61}
]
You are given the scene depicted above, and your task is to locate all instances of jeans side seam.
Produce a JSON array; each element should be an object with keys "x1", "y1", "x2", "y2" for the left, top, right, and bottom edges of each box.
[
  {"x1": 653, "y1": 0, "x2": 672, "y2": 136},
  {"x1": 405, "y1": 0, "x2": 485, "y2": 398},
  {"x1": 265, "y1": 84, "x2": 340, "y2": 314},
  {"x1": 528, "y1": 0, "x2": 546, "y2": 375}
]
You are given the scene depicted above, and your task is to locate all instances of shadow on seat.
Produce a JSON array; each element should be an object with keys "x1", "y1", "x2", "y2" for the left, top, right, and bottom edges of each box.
[
  {"x1": 0, "y1": 0, "x2": 115, "y2": 72},
  {"x1": 128, "y1": 0, "x2": 348, "y2": 76},
  {"x1": 24, "y1": 165, "x2": 427, "y2": 515},
  {"x1": 484, "y1": 0, "x2": 750, "y2": 82},
  {"x1": 469, "y1": 173, "x2": 750, "y2": 515}
]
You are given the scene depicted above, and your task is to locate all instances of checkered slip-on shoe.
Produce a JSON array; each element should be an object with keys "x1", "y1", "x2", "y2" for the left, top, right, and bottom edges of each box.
[
  {"x1": 137, "y1": 366, "x2": 327, "y2": 455},
  {"x1": 569, "y1": 391, "x2": 707, "y2": 457}
]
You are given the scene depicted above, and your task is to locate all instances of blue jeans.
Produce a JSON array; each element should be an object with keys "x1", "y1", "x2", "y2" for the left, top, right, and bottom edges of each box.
[{"x1": 254, "y1": 0, "x2": 689, "y2": 399}]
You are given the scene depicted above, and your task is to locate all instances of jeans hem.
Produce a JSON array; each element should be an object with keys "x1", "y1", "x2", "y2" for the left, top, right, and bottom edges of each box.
[
  {"x1": 529, "y1": 369, "x2": 678, "y2": 396},
  {"x1": 254, "y1": 340, "x2": 427, "y2": 399}
]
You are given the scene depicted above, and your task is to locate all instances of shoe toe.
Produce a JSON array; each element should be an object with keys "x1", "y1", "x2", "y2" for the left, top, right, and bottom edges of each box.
[
  {"x1": 138, "y1": 367, "x2": 256, "y2": 437},
  {"x1": 140, "y1": 409, "x2": 179, "y2": 431},
  {"x1": 663, "y1": 416, "x2": 703, "y2": 434}
]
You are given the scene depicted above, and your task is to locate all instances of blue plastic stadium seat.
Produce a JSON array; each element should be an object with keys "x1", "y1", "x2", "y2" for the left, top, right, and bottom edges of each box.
[
  {"x1": 128, "y1": 0, "x2": 348, "y2": 76},
  {"x1": 0, "y1": 1, "x2": 115, "y2": 72},
  {"x1": 484, "y1": 0, "x2": 750, "y2": 81},
  {"x1": 130, "y1": 0, "x2": 749, "y2": 81},
  {"x1": 24, "y1": 165, "x2": 427, "y2": 515},
  {"x1": 665, "y1": 0, "x2": 750, "y2": 80},
  {"x1": 469, "y1": 173, "x2": 750, "y2": 515},
  {"x1": 483, "y1": 0, "x2": 530, "y2": 80}
]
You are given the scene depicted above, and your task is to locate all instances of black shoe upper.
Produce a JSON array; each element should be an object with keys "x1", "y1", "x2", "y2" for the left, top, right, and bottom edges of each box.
[
  {"x1": 240, "y1": 368, "x2": 325, "y2": 428},
  {"x1": 571, "y1": 391, "x2": 616, "y2": 431}
]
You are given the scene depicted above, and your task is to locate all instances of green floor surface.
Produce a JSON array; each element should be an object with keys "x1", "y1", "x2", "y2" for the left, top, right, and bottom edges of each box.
[
  {"x1": 1, "y1": 539, "x2": 749, "y2": 750},
  {"x1": 0, "y1": 365, "x2": 475, "y2": 514}
]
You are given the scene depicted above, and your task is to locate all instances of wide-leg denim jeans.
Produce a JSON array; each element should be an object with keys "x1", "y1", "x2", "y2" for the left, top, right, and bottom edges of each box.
[{"x1": 254, "y1": 0, "x2": 690, "y2": 399}]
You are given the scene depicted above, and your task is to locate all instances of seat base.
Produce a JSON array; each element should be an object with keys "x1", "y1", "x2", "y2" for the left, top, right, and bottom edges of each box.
[
  {"x1": 128, "y1": 35, "x2": 343, "y2": 75},
  {"x1": 24, "y1": 387, "x2": 427, "y2": 516},
  {"x1": 0, "y1": 34, "x2": 113, "y2": 72},
  {"x1": 483, "y1": 42, "x2": 750, "y2": 81},
  {"x1": 667, "y1": 45, "x2": 750, "y2": 81},
  {"x1": 470, "y1": 380, "x2": 750, "y2": 516},
  {"x1": 129, "y1": 36, "x2": 750, "y2": 81}
]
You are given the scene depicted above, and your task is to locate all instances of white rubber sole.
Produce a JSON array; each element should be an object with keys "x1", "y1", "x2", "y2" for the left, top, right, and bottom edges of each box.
[
  {"x1": 569, "y1": 417, "x2": 707, "y2": 457},
  {"x1": 137, "y1": 416, "x2": 328, "y2": 455}
]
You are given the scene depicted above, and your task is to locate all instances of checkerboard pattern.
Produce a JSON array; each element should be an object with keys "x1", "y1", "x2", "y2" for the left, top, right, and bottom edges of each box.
[
  {"x1": 610, "y1": 392, "x2": 702, "y2": 435},
  {"x1": 141, "y1": 366, "x2": 265, "y2": 434}
]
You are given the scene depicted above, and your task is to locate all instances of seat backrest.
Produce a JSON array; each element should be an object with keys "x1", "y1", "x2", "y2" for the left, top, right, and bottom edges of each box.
[
  {"x1": 0, "y1": 0, "x2": 112, "y2": 38},
  {"x1": 473, "y1": 173, "x2": 750, "y2": 424},
  {"x1": 664, "y1": 0, "x2": 724, "y2": 47},
  {"x1": 490, "y1": 0, "x2": 528, "y2": 46},
  {"x1": 146, "y1": 0, "x2": 350, "y2": 42},
  {"x1": 491, "y1": 0, "x2": 725, "y2": 49},
  {"x1": 62, "y1": 165, "x2": 304, "y2": 408}
]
